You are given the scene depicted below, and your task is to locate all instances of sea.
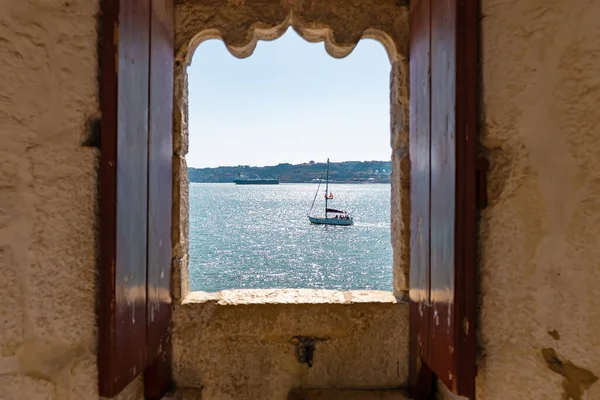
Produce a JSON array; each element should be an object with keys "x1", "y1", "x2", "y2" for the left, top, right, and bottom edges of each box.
[{"x1": 188, "y1": 183, "x2": 393, "y2": 292}]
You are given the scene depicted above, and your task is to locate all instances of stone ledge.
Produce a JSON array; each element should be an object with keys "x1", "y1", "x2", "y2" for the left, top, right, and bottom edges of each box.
[{"x1": 183, "y1": 289, "x2": 402, "y2": 305}]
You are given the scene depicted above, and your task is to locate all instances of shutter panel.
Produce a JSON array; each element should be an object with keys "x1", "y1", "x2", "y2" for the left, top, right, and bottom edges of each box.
[
  {"x1": 145, "y1": 0, "x2": 175, "y2": 398},
  {"x1": 429, "y1": 0, "x2": 457, "y2": 389},
  {"x1": 454, "y1": 0, "x2": 479, "y2": 395},
  {"x1": 409, "y1": 0, "x2": 478, "y2": 398},
  {"x1": 409, "y1": 0, "x2": 433, "y2": 396},
  {"x1": 99, "y1": 0, "x2": 151, "y2": 396}
]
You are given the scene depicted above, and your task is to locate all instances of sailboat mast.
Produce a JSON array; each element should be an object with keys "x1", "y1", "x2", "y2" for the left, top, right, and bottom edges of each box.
[{"x1": 325, "y1": 158, "x2": 329, "y2": 218}]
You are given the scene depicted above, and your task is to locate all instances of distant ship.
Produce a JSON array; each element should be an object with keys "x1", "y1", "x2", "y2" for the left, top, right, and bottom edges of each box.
[{"x1": 233, "y1": 173, "x2": 279, "y2": 185}]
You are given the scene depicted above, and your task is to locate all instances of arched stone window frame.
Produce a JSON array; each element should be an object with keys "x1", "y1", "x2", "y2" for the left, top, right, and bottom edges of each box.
[{"x1": 170, "y1": 0, "x2": 412, "y2": 302}]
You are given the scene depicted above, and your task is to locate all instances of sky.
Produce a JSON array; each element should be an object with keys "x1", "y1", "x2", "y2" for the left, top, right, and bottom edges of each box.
[{"x1": 187, "y1": 29, "x2": 391, "y2": 168}]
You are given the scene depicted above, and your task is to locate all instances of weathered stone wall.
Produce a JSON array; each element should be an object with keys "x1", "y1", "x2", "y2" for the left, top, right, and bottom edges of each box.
[
  {"x1": 477, "y1": 0, "x2": 600, "y2": 399},
  {"x1": 0, "y1": 1, "x2": 142, "y2": 399},
  {"x1": 7, "y1": 0, "x2": 600, "y2": 399},
  {"x1": 390, "y1": 60, "x2": 410, "y2": 297},
  {"x1": 173, "y1": 290, "x2": 409, "y2": 400}
]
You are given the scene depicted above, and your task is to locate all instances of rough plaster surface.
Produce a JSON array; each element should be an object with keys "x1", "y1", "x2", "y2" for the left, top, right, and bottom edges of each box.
[
  {"x1": 478, "y1": 0, "x2": 600, "y2": 399},
  {"x1": 173, "y1": 290, "x2": 409, "y2": 400},
  {"x1": 0, "y1": 0, "x2": 143, "y2": 399},
  {"x1": 172, "y1": 1, "x2": 411, "y2": 298}
]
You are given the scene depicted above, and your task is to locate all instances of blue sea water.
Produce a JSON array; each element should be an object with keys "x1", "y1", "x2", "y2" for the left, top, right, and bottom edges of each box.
[{"x1": 188, "y1": 183, "x2": 392, "y2": 292}]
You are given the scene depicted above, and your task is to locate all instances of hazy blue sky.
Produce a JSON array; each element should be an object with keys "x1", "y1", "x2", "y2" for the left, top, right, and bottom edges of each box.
[{"x1": 187, "y1": 29, "x2": 390, "y2": 168}]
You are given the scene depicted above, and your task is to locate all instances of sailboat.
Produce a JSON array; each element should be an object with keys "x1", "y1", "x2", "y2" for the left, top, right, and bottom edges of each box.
[{"x1": 307, "y1": 159, "x2": 354, "y2": 226}]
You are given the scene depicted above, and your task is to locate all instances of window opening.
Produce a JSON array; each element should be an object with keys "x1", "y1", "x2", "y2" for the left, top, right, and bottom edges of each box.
[{"x1": 186, "y1": 30, "x2": 392, "y2": 292}]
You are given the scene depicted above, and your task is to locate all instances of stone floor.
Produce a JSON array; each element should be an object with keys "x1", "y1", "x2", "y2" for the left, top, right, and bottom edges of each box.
[
  {"x1": 164, "y1": 388, "x2": 411, "y2": 400},
  {"x1": 288, "y1": 389, "x2": 411, "y2": 400}
]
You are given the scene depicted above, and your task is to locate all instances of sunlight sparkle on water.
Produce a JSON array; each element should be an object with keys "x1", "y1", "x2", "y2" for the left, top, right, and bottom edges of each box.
[{"x1": 188, "y1": 183, "x2": 392, "y2": 292}]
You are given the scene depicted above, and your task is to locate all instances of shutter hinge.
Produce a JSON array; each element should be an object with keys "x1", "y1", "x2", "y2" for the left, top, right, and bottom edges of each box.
[{"x1": 476, "y1": 158, "x2": 489, "y2": 209}]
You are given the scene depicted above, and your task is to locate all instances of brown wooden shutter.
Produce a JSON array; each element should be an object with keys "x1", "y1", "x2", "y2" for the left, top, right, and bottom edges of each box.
[
  {"x1": 409, "y1": 0, "x2": 479, "y2": 398},
  {"x1": 99, "y1": 0, "x2": 174, "y2": 397},
  {"x1": 144, "y1": 0, "x2": 175, "y2": 398},
  {"x1": 408, "y1": 0, "x2": 434, "y2": 396},
  {"x1": 99, "y1": 0, "x2": 151, "y2": 396}
]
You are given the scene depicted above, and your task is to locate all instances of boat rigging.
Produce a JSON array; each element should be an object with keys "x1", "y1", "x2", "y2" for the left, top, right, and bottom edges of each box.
[{"x1": 307, "y1": 159, "x2": 354, "y2": 226}]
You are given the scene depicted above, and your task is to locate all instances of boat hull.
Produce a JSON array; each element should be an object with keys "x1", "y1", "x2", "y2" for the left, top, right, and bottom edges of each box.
[{"x1": 308, "y1": 216, "x2": 353, "y2": 226}]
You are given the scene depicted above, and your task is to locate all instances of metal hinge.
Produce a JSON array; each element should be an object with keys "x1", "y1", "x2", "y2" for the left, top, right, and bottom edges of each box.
[{"x1": 476, "y1": 158, "x2": 489, "y2": 209}]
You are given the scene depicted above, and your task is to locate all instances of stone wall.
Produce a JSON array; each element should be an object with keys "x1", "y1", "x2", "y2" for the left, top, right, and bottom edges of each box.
[
  {"x1": 0, "y1": 0, "x2": 142, "y2": 398},
  {"x1": 172, "y1": 290, "x2": 409, "y2": 400},
  {"x1": 7, "y1": 1, "x2": 599, "y2": 399},
  {"x1": 477, "y1": 0, "x2": 600, "y2": 398}
]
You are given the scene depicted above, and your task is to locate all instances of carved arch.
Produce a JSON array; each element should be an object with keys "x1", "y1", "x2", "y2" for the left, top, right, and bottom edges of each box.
[{"x1": 175, "y1": 0, "x2": 409, "y2": 64}]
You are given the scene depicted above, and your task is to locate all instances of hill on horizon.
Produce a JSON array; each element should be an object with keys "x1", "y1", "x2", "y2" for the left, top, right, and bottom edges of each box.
[{"x1": 188, "y1": 160, "x2": 392, "y2": 183}]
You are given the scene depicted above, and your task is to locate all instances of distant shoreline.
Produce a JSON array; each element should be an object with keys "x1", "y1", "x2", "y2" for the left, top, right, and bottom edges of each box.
[{"x1": 188, "y1": 160, "x2": 392, "y2": 184}]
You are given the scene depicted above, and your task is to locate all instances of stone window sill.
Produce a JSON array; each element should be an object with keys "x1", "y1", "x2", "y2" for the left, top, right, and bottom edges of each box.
[{"x1": 182, "y1": 289, "x2": 403, "y2": 305}]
